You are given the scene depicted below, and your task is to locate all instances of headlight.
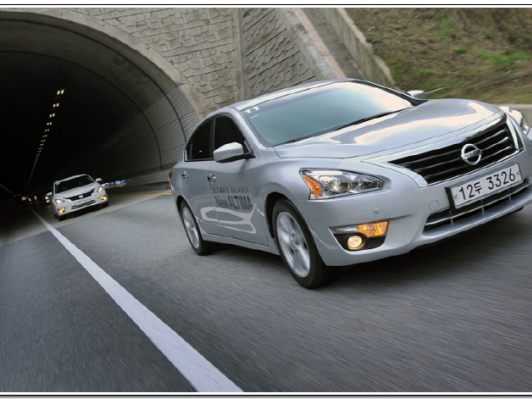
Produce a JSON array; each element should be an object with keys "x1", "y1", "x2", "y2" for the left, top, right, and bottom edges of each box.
[
  {"x1": 97, "y1": 186, "x2": 104, "y2": 193},
  {"x1": 54, "y1": 198, "x2": 65, "y2": 204},
  {"x1": 520, "y1": 116, "x2": 530, "y2": 137},
  {"x1": 301, "y1": 169, "x2": 383, "y2": 199},
  {"x1": 500, "y1": 106, "x2": 531, "y2": 137}
]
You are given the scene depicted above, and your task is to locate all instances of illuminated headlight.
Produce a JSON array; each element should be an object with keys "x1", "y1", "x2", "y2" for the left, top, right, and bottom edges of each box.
[
  {"x1": 301, "y1": 169, "x2": 383, "y2": 199},
  {"x1": 97, "y1": 186, "x2": 104, "y2": 193},
  {"x1": 54, "y1": 198, "x2": 65, "y2": 204}
]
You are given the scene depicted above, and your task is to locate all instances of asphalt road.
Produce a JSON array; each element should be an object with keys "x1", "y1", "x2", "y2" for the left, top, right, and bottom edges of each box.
[{"x1": 1, "y1": 191, "x2": 532, "y2": 392}]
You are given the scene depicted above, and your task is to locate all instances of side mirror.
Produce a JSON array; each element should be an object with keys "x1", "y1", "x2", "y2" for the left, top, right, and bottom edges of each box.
[
  {"x1": 96, "y1": 178, "x2": 102, "y2": 183},
  {"x1": 406, "y1": 90, "x2": 427, "y2": 100},
  {"x1": 46, "y1": 192, "x2": 52, "y2": 197},
  {"x1": 214, "y1": 142, "x2": 254, "y2": 163}
]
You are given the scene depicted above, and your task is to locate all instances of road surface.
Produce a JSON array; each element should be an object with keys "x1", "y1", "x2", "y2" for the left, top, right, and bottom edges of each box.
[{"x1": 1, "y1": 191, "x2": 532, "y2": 392}]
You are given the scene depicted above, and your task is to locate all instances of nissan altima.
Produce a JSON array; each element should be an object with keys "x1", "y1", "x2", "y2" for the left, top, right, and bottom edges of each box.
[
  {"x1": 169, "y1": 79, "x2": 532, "y2": 288},
  {"x1": 48, "y1": 174, "x2": 109, "y2": 221}
]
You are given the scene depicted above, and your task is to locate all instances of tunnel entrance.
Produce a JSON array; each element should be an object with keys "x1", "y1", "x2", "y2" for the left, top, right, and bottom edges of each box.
[{"x1": 0, "y1": 9, "x2": 197, "y2": 199}]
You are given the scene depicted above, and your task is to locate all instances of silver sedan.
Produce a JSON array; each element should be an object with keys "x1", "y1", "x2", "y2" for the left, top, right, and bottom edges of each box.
[
  {"x1": 170, "y1": 79, "x2": 532, "y2": 288},
  {"x1": 49, "y1": 174, "x2": 109, "y2": 221}
]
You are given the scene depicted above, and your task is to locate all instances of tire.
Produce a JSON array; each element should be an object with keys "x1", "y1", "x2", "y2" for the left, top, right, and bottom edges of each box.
[
  {"x1": 179, "y1": 201, "x2": 217, "y2": 256},
  {"x1": 273, "y1": 200, "x2": 339, "y2": 289}
]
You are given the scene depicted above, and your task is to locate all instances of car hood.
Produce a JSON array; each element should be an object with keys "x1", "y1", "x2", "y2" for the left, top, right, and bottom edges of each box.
[
  {"x1": 55, "y1": 183, "x2": 98, "y2": 198},
  {"x1": 274, "y1": 99, "x2": 504, "y2": 159}
]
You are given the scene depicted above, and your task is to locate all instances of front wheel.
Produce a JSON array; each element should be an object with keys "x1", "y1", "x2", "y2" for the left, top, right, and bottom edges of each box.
[
  {"x1": 273, "y1": 200, "x2": 338, "y2": 288},
  {"x1": 179, "y1": 201, "x2": 217, "y2": 256}
]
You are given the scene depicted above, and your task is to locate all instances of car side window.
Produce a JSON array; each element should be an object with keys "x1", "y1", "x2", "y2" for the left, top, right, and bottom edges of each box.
[
  {"x1": 213, "y1": 116, "x2": 247, "y2": 151},
  {"x1": 186, "y1": 120, "x2": 213, "y2": 161}
]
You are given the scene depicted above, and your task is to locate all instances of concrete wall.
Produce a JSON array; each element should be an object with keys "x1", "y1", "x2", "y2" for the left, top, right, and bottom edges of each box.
[
  {"x1": 239, "y1": 8, "x2": 317, "y2": 99},
  {"x1": 72, "y1": 8, "x2": 244, "y2": 118},
  {"x1": 318, "y1": 8, "x2": 395, "y2": 88}
]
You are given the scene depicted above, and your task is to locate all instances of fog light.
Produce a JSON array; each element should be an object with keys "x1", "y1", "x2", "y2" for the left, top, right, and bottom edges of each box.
[
  {"x1": 59, "y1": 207, "x2": 66, "y2": 214},
  {"x1": 357, "y1": 221, "x2": 388, "y2": 237},
  {"x1": 100, "y1": 195, "x2": 107, "y2": 201},
  {"x1": 332, "y1": 221, "x2": 389, "y2": 237},
  {"x1": 347, "y1": 235, "x2": 365, "y2": 250},
  {"x1": 332, "y1": 220, "x2": 389, "y2": 251}
]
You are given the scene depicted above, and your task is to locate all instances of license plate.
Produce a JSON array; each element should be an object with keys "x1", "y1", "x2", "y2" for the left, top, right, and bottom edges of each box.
[
  {"x1": 450, "y1": 164, "x2": 522, "y2": 208},
  {"x1": 74, "y1": 198, "x2": 91, "y2": 206}
]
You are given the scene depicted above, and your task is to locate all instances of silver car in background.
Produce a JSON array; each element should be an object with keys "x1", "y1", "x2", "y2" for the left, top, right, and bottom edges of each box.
[
  {"x1": 48, "y1": 174, "x2": 109, "y2": 221},
  {"x1": 170, "y1": 78, "x2": 532, "y2": 288}
]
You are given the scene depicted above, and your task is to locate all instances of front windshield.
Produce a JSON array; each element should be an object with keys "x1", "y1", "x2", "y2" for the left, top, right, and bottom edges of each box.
[
  {"x1": 240, "y1": 81, "x2": 414, "y2": 146},
  {"x1": 55, "y1": 175, "x2": 94, "y2": 193}
]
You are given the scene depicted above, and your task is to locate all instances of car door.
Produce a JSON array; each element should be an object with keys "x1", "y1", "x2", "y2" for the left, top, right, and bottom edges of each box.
[
  {"x1": 179, "y1": 119, "x2": 219, "y2": 234},
  {"x1": 206, "y1": 115, "x2": 269, "y2": 245}
]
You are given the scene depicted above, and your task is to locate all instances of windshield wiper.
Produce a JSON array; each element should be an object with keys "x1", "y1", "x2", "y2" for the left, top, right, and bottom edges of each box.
[{"x1": 334, "y1": 110, "x2": 403, "y2": 131}]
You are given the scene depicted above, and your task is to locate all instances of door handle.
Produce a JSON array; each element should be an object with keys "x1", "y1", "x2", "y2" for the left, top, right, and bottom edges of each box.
[
  {"x1": 207, "y1": 174, "x2": 217, "y2": 183},
  {"x1": 181, "y1": 171, "x2": 189, "y2": 180}
]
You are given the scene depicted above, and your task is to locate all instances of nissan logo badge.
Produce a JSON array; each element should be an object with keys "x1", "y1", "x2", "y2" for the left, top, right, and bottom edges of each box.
[{"x1": 461, "y1": 143, "x2": 482, "y2": 165}]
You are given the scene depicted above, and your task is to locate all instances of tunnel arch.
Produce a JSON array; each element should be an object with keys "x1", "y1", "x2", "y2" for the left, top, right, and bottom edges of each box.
[
  {"x1": 0, "y1": 8, "x2": 206, "y2": 194},
  {"x1": 19, "y1": 8, "x2": 207, "y2": 116}
]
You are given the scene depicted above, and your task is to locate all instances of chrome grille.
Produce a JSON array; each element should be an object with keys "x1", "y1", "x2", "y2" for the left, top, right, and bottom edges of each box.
[
  {"x1": 72, "y1": 200, "x2": 96, "y2": 210},
  {"x1": 66, "y1": 190, "x2": 93, "y2": 201},
  {"x1": 391, "y1": 119, "x2": 518, "y2": 185},
  {"x1": 424, "y1": 180, "x2": 530, "y2": 232}
]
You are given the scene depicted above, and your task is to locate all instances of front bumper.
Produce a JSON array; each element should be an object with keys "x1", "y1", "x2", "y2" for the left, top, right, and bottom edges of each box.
[
  {"x1": 298, "y1": 150, "x2": 532, "y2": 267},
  {"x1": 54, "y1": 192, "x2": 108, "y2": 216}
]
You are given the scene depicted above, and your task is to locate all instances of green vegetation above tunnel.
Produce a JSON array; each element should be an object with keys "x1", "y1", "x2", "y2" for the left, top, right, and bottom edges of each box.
[{"x1": 347, "y1": 8, "x2": 532, "y2": 104}]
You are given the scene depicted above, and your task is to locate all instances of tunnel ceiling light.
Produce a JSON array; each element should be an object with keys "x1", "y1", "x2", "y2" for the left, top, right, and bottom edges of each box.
[{"x1": 26, "y1": 88, "x2": 67, "y2": 194}]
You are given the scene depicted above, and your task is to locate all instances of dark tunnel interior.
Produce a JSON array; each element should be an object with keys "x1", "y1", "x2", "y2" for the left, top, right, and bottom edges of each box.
[{"x1": 0, "y1": 12, "x2": 173, "y2": 200}]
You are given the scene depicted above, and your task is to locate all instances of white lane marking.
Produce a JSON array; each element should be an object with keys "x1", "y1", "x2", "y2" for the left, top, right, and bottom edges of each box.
[{"x1": 30, "y1": 209, "x2": 242, "y2": 393}]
